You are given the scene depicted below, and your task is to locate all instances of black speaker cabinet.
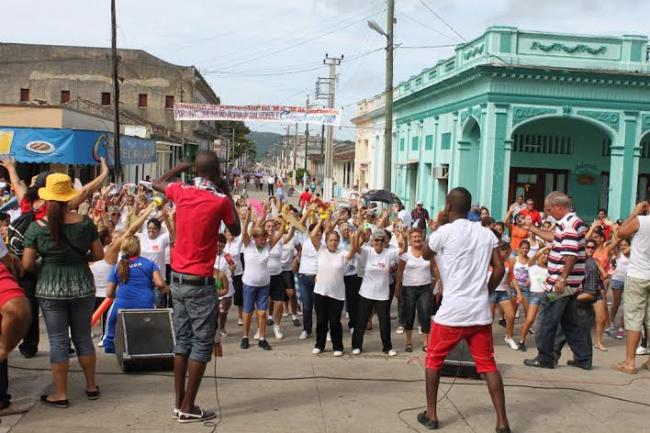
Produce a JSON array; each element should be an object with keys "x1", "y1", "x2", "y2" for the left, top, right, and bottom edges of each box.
[
  {"x1": 114, "y1": 308, "x2": 175, "y2": 372},
  {"x1": 440, "y1": 339, "x2": 481, "y2": 380}
]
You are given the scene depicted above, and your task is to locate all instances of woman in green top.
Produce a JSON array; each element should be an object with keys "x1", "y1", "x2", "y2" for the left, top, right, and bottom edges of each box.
[{"x1": 22, "y1": 173, "x2": 104, "y2": 409}]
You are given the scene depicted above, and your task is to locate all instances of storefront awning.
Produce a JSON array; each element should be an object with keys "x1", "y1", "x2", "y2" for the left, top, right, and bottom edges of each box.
[{"x1": 0, "y1": 127, "x2": 156, "y2": 165}]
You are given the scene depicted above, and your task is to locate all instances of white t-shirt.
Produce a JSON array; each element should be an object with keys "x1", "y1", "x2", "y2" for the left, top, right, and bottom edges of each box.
[
  {"x1": 400, "y1": 249, "x2": 432, "y2": 287},
  {"x1": 528, "y1": 265, "x2": 548, "y2": 294},
  {"x1": 612, "y1": 254, "x2": 629, "y2": 282},
  {"x1": 298, "y1": 236, "x2": 319, "y2": 275},
  {"x1": 356, "y1": 241, "x2": 370, "y2": 277},
  {"x1": 314, "y1": 247, "x2": 348, "y2": 301},
  {"x1": 281, "y1": 237, "x2": 297, "y2": 271},
  {"x1": 242, "y1": 243, "x2": 270, "y2": 287},
  {"x1": 428, "y1": 219, "x2": 498, "y2": 327},
  {"x1": 340, "y1": 237, "x2": 357, "y2": 276},
  {"x1": 91, "y1": 258, "x2": 112, "y2": 298},
  {"x1": 267, "y1": 176, "x2": 275, "y2": 185},
  {"x1": 359, "y1": 245, "x2": 399, "y2": 300},
  {"x1": 214, "y1": 254, "x2": 234, "y2": 299},
  {"x1": 267, "y1": 240, "x2": 283, "y2": 275},
  {"x1": 224, "y1": 236, "x2": 243, "y2": 276},
  {"x1": 137, "y1": 232, "x2": 171, "y2": 271},
  {"x1": 628, "y1": 216, "x2": 650, "y2": 280}
]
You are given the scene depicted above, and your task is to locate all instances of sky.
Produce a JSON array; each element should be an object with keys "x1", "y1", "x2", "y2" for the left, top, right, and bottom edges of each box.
[{"x1": 1, "y1": 0, "x2": 649, "y2": 139}]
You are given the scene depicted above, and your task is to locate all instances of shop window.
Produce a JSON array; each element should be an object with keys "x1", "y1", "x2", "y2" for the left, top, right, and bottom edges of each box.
[
  {"x1": 138, "y1": 94, "x2": 148, "y2": 108},
  {"x1": 60, "y1": 90, "x2": 70, "y2": 104},
  {"x1": 20, "y1": 88, "x2": 30, "y2": 102},
  {"x1": 101, "y1": 92, "x2": 111, "y2": 106},
  {"x1": 412, "y1": 136, "x2": 419, "y2": 151},
  {"x1": 513, "y1": 134, "x2": 573, "y2": 155},
  {"x1": 425, "y1": 135, "x2": 433, "y2": 150},
  {"x1": 399, "y1": 137, "x2": 405, "y2": 151},
  {"x1": 165, "y1": 95, "x2": 175, "y2": 109}
]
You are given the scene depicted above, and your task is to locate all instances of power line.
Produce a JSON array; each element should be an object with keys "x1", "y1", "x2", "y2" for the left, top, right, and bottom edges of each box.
[
  {"x1": 417, "y1": 0, "x2": 466, "y2": 42},
  {"x1": 399, "y1": 44, "x2": 458, "y2": 49},
  {"x1": 398, "y1": 10, "x2": 458, "y2": 42}
]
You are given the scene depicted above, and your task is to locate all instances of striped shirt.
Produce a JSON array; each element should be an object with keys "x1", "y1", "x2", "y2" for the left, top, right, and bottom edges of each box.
[{"x1": 546, "y1": 213, "x2": 586, "y2": 291}]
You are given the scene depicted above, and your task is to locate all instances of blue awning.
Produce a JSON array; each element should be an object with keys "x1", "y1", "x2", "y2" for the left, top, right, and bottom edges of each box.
[{"x1": 0, "y1": 127, "x2": 156, "y2": 165}]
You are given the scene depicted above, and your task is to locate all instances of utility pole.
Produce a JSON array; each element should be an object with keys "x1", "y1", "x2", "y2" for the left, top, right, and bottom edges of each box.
[
  {"x1": 179, "y1": 81, "x2": 184, "y2": 167},
  {"x1": 292, "y1": 122, "x2": 298, "y2": 185},
  {"x1": 303, "y1": 94, "x2": 310, "y2": 188},
  {"x1": 323, "y1": 54, "x2": 343, "y2": 201},
  {"x1": 285, "y1": 125, "x2": 291, "y2": 177},
  {"x1": 384, "y1": 0, "x2": 395, "y2": 191},
  {"x1": 110, "y1": 0, "x2": 121, "y2": 182}
]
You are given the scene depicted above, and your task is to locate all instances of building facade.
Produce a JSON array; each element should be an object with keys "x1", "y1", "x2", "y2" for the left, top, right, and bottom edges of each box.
[
  {"x1": 0, "y1": 43, "x2": 221, "y2": 179},
  {"x1": 354, "y1": 27, "x2": 650, "y2": 220}
]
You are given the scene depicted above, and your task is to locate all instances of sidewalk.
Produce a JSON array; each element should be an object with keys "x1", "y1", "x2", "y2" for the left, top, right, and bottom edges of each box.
[{"x1": 4, "y1": 311, "x2": 649, "y2": 433}]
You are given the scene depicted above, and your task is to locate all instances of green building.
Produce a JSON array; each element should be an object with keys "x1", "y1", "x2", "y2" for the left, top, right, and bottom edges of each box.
[{"x1": 376, "y1": 26, "x2": 650, "y2": 220}]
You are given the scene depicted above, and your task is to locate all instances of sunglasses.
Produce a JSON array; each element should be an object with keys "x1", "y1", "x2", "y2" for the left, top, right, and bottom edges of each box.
[
  {"x1": 373, "y1": 238, "x2": 385, "y2": 243},
  {"x1": 585, "y1": 245, "x2": 596, "y2": 249}
]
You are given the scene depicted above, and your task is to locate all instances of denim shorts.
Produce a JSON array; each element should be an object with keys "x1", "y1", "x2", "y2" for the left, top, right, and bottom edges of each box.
[
  {"x1": 171, "y1": 281, "x2": 218, "y2": 363},
  {"x1": 489, "y1": 290, "x2": 512, "y2": 304},
  {"x1": 526, "y1": 291, "x2": 546, "y2": 306},
  {"x1": 611, "y1": 279, "x2": 624, "y2": 290},
  {"x1": 243, "y1": 284, "x2": 270, "y2": 313}
]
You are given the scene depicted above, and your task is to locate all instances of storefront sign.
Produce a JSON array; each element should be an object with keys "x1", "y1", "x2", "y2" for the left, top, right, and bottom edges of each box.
[
  {"x1": 173, "y1": 103, "x2": 341, "y2": 126},
  {"x1": 0, "y1": 127, "x2": 156, "y2": 165}
]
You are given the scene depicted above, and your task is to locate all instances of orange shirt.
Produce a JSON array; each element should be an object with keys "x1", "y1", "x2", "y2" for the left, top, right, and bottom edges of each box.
[{"x1": 509, "y1": 224, "x2": 528, "y2": 252}]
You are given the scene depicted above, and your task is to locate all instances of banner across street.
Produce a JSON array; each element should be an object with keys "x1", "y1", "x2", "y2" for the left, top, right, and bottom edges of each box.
[{"x1": 173, "y1": 103, "x2": 341, "y2": 125}]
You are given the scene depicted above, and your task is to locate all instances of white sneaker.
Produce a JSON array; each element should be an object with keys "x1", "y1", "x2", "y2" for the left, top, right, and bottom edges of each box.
[
  {"x1": 387, "y1": 349, "x2": 397, "y2": 356},
  {"x1": 349, "y1": 327, "x2": 354, "y2": 334},
  {"x1": 97, "y1": 340, "x2": 104, "y2": 347},
  {"x1": 312, "y1": 348, "x2": 322, "y2": 355},
  {"x1": 396, "y1": 326, "x2": 405, "y2": 335},
  {"x1": 254, "y1": 329, "x2": 260, "y2": 340},
  {"x1": 333, "y1": 350, "x2": 344, "y2": 357},
  {"x1": 636, "y1": 346, "x2": 650, "y2": 355},
  {"x1": 418, "y1": 326, "x2": 423, "y2": 335},
  {"x1": 327, "y1": 331, "x2": 331, "y2": 342},
  {"x1": 237, "y1": 318, "x2": 243, "y2": 326},
  {"x1": 282, "y1": 312, "x2": 288, "y2": 317},
  {"x1": 505, "y1": 336, "x2": 519, "y2": 350},
  {"x1": 299, "y1": 330, "x2": 310, "y2": 340},
  {"x1": 219, "y1": 329, "x2": 228, "y2": 338},
  {"x1": 352, "y1": 348, "x2": 361, "y2": 355},
  {"x1": 345, "y1": 312, "x2": 349, "y2": 319},
  {"x1": 273, "y1": 325, "x2": 284, "y2": 340}
]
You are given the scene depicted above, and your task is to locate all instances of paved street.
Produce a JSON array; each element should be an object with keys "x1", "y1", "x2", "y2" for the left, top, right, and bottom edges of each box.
[{"x1": 3, "y1": 298, "x2": 649, "y2": 433}]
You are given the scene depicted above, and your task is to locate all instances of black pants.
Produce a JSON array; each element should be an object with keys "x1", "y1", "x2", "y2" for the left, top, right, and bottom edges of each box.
[
  {"x1": 18, "y1": 272, "x2": 38, "y2": 356},
  {"x1": 352, "y1": 295, "x2": 392, "y2": 352},
  {"x1": 314, "y1": 293, "x2": 344, "y2": 351},
  {"x1": 402, "y1": 284, "x2": 433, "y2": 333},
  {"x1": 0, "y1": 360, "x2": 9, "y2": 409},
  {"x1": 344, "y1": 275, "x2": 362, "y2": 330},
  {"x1": 268, "y1": 184, "x2": 274, "y2": 196},
  {"x1": 553, "y1": 300, "x2": 594, "y2": 367}
]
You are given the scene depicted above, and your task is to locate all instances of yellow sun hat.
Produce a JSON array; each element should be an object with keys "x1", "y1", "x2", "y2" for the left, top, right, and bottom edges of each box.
[{"x1": 38, "y1": 173, "x2": 80, "y2": 202}]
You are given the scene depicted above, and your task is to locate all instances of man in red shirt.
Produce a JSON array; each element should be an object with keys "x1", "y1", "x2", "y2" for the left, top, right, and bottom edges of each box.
[
  {"x1": 298, "y1": 188, "x2": 312, "y2": 209},
  {"x1": 154, "y1": 151, "x2": 240, "y2": 424},
  {"x1": 518, "y1": 198, "x2": 542, "y2": 226}
]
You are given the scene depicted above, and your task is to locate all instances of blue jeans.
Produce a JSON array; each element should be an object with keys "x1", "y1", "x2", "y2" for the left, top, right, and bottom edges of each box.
[
  {"x1": 103, "y1": 298, "x2": 155, "y2": 353},
  {"x1": 242, "y1": 284, "x2": 270, "y2": 313},
  {"x1": 171, "y1": 281, "x2": 218, "y2": 363},
  {"x1": 298, "y1": 274, "x2": 316, "y2": 334},
  {"x1": 39, "y1": 296, "x2": 95, "y2": 363},
  {"x1": 554, "y1": 300, "x2": 594, "y2": 367},
  {"x1": 534, "y1": 295, "x2": 592, "y2": 367}
]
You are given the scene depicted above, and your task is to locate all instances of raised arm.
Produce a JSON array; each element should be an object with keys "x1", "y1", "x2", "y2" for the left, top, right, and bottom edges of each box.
[
  {"x1": 395, "y1": 258, "x2": 406, "y2": 299},
  {"x1": 160, "y1": 205, "x2": 176, "y2": 243},
  {"x1": 152, "y1": 162, "x2": 193, "y2": 193},
  {"x1": 617, "y1": 202, "x2": 648, "y2": 240},
  {"x1": 105, "y1": 203, "x2": 156, "y2": 265},
  {"x1": 310, "y1": 219, "x2": 324, "y2": 251},
  {"x1": 0, "y1": 158, "x2": 27, "y2": 202},
  {"x1": 269, "y1": 217, "x2": 286, "y2": 248},
  {"x1": 241, "y1": 207, "x2": 253, "y2": 247},
  {"x1": 69, "y1": 158, "x2": 109, "y2": 210}
]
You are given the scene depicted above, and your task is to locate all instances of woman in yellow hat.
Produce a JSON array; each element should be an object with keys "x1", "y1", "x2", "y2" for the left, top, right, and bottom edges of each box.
[{"x1": 21, "y1": 173, "x2": 104, "y2": 408}]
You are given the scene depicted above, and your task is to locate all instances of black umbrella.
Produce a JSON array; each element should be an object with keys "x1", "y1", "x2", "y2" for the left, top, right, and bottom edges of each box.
[{"x1": 361, "y1": 189, "x2": 402, "y2": 207}]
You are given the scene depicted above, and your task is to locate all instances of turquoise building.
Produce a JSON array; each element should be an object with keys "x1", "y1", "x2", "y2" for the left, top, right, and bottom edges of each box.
[{"x1": 356, "y1": 27, "x2": 650, "y2": 220}]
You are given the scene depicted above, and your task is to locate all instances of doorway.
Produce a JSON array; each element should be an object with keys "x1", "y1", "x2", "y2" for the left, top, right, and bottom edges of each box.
[{"x1": 508, "y1": 168, "x2": 568, "y2": 210}]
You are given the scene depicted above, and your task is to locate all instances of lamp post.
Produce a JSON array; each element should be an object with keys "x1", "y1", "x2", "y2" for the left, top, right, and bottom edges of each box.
[{"x1": 367, "y1": 0, "x2": 394, "y2": 191}]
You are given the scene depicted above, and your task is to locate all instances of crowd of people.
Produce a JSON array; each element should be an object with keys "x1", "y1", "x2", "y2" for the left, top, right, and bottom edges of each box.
[{"x1": 0, "y1": 153, "x2": 649, "y2": 431}]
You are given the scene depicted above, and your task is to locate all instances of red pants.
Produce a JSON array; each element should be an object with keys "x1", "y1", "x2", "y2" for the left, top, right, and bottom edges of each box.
[{"x1": 425, "y1": 322, "x2": 497, "y2": 374}]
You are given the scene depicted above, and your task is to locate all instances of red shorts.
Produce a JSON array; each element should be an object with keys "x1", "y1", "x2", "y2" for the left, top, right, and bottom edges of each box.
[{"x1": 425, "y1": 322, "x2": 497, "y2": 374}]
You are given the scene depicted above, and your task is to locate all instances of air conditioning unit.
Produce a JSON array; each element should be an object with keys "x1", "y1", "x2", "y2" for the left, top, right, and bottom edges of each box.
[{"x1": 432, "y1": 165, "x2": 449, "y2": 179}]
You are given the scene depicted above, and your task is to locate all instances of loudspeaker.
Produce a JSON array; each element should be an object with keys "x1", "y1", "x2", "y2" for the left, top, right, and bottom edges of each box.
[
  {"x1": 114, "y1": 308, "x2": 175, "y2": 372},
  {"x1": 440, "y1": 340, "x2": 481, "y2": 380}
]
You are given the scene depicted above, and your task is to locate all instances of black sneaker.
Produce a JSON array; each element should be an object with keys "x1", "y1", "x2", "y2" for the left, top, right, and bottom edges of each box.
[
  {"x1": 567, "y1": 360, "x2": 592, "y2": 370},
  {"x1": 524, "y1": 358, "x2": 554, "y2": 369},
  {"x1": 266, "y1": 318, "x2": 274, "y2": 326},
  {"x1": 19, "y1": 349, "x2": 36, "y2": 359},
  {"x1": 177, "y1": 406, "x2": 217, "y2": 424},
  {"x1": 498, "y1": 319, "x2": 507, "y2": 327},
  {"x1": 518, "y1": 341, "x2": 527, "y2": 352},
  {"x1": 292, "y1": 318, "x2": 301, "y2": 327},
  {"x1": 258, "y1": 339, "x2": 272, "y2": 351},
  {"x1": 240, "y1": 337, "x2": 250, "y2": 350}
]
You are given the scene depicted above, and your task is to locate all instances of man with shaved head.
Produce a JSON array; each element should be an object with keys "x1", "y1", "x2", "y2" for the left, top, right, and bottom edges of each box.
[
  {"x1": 421, "y1": 187, "x2": 510, "y2": 433},
  {"x1": 154, "y1": 151, "x2": 240, "y2": 423}
]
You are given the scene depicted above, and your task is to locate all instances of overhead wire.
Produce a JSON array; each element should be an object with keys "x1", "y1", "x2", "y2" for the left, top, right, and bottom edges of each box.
[
  {"x1": 416, "y1": 0, "x2": 466, "y2": 42},
  {"x1": 398, "y1": 10, "x2": 459, "y2": 42}
]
